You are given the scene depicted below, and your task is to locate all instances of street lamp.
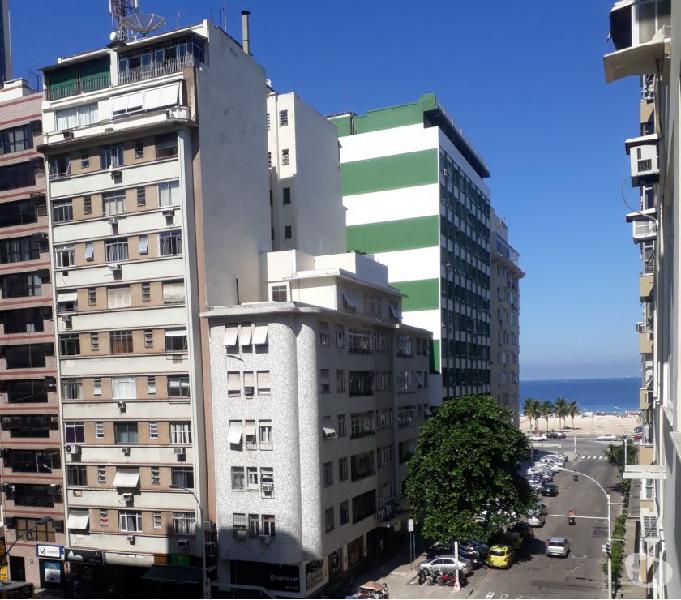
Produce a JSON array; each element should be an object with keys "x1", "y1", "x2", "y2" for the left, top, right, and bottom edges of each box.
[
  {"x1": 557, "y1": 467, "x2": 612, "y2": 598},
  {"x1": 181, "y1": 488, "x2": 210, "y2": 599}
]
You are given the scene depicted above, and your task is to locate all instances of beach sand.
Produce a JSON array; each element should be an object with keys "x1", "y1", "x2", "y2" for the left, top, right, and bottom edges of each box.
[{"x1": 519, "y1": 413, "x2": 641, "y2": 437}]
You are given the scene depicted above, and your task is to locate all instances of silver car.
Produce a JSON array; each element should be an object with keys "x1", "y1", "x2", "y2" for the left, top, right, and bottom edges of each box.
[
  {"x1": 546, "y1": 536, "x2": 570, "y2": 557},
  {"x1": 418, "y1": 555, "x2": 474, "y2": 576},
  {"x1": 528, "y1": 512, "x2": 545, "y2": 527}
]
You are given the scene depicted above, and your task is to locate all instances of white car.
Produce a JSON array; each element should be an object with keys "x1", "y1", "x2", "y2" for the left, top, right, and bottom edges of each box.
[
  {"x1": 546, "y1": 537, "x2": 570, "y2": 558},
  {"x1": 547, "y1": 463, "x2": 562, "y2": 473},
  {"x1": 545, "y1": 454, "x2": 566, "y2": 464},
  {"x1": 528, "y1": 512, "x2": 545, "y2": 527},
  {"x1": 530, "y1": 434, "x2": 547, "y2": 441},
  {"x1": 598, "y1": 434, "x2": 617, "y2": 441}
]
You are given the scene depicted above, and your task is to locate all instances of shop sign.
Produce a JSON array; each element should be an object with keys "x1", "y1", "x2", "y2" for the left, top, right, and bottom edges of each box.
[
  {"x1": 36, "y1": 545, "x2": 65, "y2": 560},
  {"x1": 65, "y1": 548, "x2": 104, "y2": 564}
]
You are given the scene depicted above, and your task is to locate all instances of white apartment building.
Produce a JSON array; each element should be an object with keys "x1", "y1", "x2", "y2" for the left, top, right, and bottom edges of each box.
[
  {"x1": 267, "y1": 90, "x2": 346, "y2": 256},
  {"x1": 38, "y1": 20, "x2": 270, "y2": 591},
  {"x1": 490, "y1": 210, "x2": 523, "y2": 425},
  {"x1": 203, "y1": 249, "x2": 433, "y2": 597}
]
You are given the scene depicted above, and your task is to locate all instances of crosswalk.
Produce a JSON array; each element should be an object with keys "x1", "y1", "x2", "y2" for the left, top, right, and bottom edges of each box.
[{"x1": 577, "y1": 455, "x2": 607, "y2": 460}]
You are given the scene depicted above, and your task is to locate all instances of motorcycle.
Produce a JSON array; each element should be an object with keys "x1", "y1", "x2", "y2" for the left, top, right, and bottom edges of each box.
[
  {"x1": 567, "y1": 508, "x2": 576, "y2": 525},
  {"x1": 573, "y1": 473, "x2": 579, "y2": 481}
]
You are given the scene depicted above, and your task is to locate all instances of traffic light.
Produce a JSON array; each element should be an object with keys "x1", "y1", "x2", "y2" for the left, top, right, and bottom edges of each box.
[{"x1": 602, "y1": 542, "x2": 612, "y2": 555}]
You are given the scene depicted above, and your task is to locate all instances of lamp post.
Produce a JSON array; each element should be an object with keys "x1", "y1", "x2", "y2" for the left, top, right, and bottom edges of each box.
[
  {"x1": 558, "y1": 467, "x2": 612, "y2": 598},
  {"x1": 181, "y1": 488, "x2": 210, "y2": 599}
]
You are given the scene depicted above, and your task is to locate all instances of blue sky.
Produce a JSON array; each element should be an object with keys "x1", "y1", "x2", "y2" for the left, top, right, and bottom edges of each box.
[{"x1": 11, "y1": 1, "x2": 641, "y2": 380}]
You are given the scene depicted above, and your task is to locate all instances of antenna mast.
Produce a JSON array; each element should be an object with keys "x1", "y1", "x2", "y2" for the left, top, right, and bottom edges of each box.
[{"x1": 108, "y1": 0, "x2": 165, "y2": 41}]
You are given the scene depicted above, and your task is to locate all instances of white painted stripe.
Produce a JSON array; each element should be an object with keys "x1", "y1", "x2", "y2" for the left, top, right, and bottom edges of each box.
[
  {"x1": 401, "y1": 309, "x2": 441, "y2": 341},
  {"x1": 372, "y1": 247, "x2": 440, "y2": 282},
  {"x1": 343, "y1": 184, "x2": 440, "y2": 225},
  {"x1": 579, "y1": 455, "x2": 586, "y2": 459},
  {"x1": 339, "y1": 123, "x2": 438, "y2": 164}
]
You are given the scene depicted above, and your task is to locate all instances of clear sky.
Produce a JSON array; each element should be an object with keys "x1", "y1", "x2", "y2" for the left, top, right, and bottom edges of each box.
[{"x1": 10, "y1": 0, "x2": 642, "y2": 381}]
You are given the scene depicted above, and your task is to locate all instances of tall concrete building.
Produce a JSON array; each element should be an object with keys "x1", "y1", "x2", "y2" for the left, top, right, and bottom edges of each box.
[
  {"x1": 204, "y1": 250, "x2": 432, "y2": 597},
  {"x1": 0, "y1": 0, "x2": 11, "y2": 84},
  {"x1": 0, "y1": 79, "x2": 64, "y2": 588},
  {"x1": 603, "y1": 0, "x2": 674, "y2": 596},
  {"x1": 490, "y1": 210, "x2": 523, "y2": 424},
  {"x1": 330, "y1": 94, "x2": 492, "y2": 402},
  {"x1": 39, "y1": 20, "x2": 270, "y2": 590}
]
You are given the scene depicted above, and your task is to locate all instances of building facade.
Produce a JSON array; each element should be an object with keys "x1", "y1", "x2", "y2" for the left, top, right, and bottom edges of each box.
[
  {"x1": 603, "y1": 0, "x2": 674, "y2": 596},
  {"x1": 0, "y1": 79, "x2": 64, "y2": 588},
  {"x1": 490, "y1": 210, "x2": 523, "y2": 424},
  {"x1": 330, "y1": 94, "x2": 492, "y2": 401},
  {"x1": 38, "y1": 21, "x2": 269, "y2": 590},
  {"x1": 204, "y1": 250, "x2": 432, "y2": 597}
]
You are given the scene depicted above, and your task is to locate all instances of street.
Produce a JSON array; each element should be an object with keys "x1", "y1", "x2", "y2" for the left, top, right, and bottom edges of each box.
[{"x1": 370, "y1": 438, "x2": 623, "y2": 599}]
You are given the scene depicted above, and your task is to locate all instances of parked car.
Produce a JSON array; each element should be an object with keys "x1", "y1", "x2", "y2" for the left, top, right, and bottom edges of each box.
[
  {"x1": 512, "y1": 522, "x2": 534, "y2": 540},
  {"x1": 528, "y1": 512, "x2": 545, "y2": 527},
  {"x1": 542, "y1": 482, "x2": 559, "y2": 496},
  {"x1": 633, "y1": 433, "x2": 643, "y2": 441},
  {"x1": 546, "y1": 537, "x2": 570, "y2": 558},
  {"x1": 463, "y1": 540, "x2": 489, "y2": 558},
  {"x1": 540, "y1": 471, "x2": 554, "y2": 482},
  {"x1": 418, "y1": 556, "x2": 473, "y2": 576},
  {"x1": 529, "y1": 433, "x2": 547, "y2": 441},
  {"x1": 546, "y1": 463, "x2": 563, "y2": 474},
  {"x1": 544, "y1": 454, "x2": 566, "y2": 465},
  {"x1": 458, "y1": 544, "x2": 485, "y2": 568},
  {"x1": 598, "y1": 434, "x2": 617, "y2": 441},
  {"x1": 528, "y1": 479, "x2": 543, "y2": 491},
  {"x1": 486, "y1": 545, "x2": 514, "y2": 569},
  {"x1": 426, "y1": 543, "x2": 479, "y2": 567},
  {"x1": 534, "y1": 501, "x2": 548, "y2": 516},
  {"x1": 546, "y1": 431, "x2": 567, "y2": 439}
]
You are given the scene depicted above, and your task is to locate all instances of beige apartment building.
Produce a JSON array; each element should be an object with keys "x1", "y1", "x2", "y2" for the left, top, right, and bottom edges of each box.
[{"x1": 38, "y1": 20, "x2": 270, "y2": 592}]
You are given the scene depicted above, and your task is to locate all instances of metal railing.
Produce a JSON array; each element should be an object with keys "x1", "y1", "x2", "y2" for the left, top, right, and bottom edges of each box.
[
  {"x1": 119, "y1": 55, "x2": 197, "y2": 85},
  {"x1": 46, "y1": 74, "x2": 111, "y2": 101}
]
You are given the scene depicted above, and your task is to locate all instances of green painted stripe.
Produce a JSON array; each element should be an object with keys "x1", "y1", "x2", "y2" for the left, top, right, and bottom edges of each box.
[
  {"x1": 391, "y1": 279, "x2": 439, "y2": 311},
  {"x1": 341, "y1": 149, "x2": 438, "y2": 196},
  {"x1": 430, "y1": 339, "x2": 440, "y2": 373},
  {"x1": 346, "y1": 216, "x2": 438, "y2": 254}
]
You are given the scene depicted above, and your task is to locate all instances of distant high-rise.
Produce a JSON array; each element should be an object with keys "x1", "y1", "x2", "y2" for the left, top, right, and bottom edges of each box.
[{"x1": 0, "y1": 0, "x2": 11, "y2": 83}]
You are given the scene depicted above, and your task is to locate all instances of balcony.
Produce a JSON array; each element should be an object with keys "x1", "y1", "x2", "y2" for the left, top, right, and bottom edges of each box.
[
  {"x1": 118, "y1": 54, "x2": 197, "y2": 86},
  {"x1": 0, "y1": 282, "x2": 51, "y2": 311},
  {"x1": 0, "y1": 354, "x2": 56, "y2": 379},
  {"x1": 640, "y1": 387, "x2": 653, "y2": 409},
  {"x1": 44, "y1": 56, "x2": 110, "y2": 101},
  {"x1": 640, "y1": 274, "x2": 654, "y2": 300},
  {"x1": 0, "y1": 250, "x2": 50, "y2": 276},
  {"x1": 639, "y1": 444, "x2": 654, "y2": 466},
  {"x1": 0, "y1": 319, "x2": 54, "y2": 345},
  {"x1": 625, "y1": 134, "x2": 659, "y2": 185}
]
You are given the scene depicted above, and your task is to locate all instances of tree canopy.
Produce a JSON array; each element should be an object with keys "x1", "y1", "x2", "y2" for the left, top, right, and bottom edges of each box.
[{"x1": 406, "y1": 395, "x2": 534, "y2": 542}]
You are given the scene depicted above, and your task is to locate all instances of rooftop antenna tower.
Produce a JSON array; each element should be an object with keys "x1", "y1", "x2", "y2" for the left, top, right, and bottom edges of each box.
[{"x1": 108, "y1": 0, "x2": 165, "y2": 42}]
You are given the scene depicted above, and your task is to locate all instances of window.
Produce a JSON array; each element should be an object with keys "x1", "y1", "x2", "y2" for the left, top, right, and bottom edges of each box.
[
  {"x1": 231, "y1": 466, "x2": 245, "y2": 490},
  {"x1": 49, "y1": 156, "x2": 70, "y2": 179},
  {"x1": 84, "y1": 241, "x2": 94, "y2": 261},
  {"x1": 105, "y1": 238, "x2": 128, "y2": 263},
  {"x1": 119, "y1": 510, "x2": 142, "y2": 532},
  {"x1": 336, "y1": 370, "x2": 346, "y2": 393},
  {"x1": 282, "y1": 148, "x2": 290, "y2": 165},
  {"x1": 319, "y1": 322, "x2": 329, "y2": 346},
  {"x1": 247, "y1": 466, "x2": 258, "y2": 489},
  {"x1": 171, "y1": 467, "x2": 194, "y2": 489},
  {"x1": 110, "y1": 330, "x2": 133, "y2": 353},
  {"x1": 67, "y1": 465, "x2": 87, "y2": 486},
  {"x1": 325, "y1": 507, "x2": 334, "y2": 533},
  {"x1": 148, "y1": 422, "x2": 158, "y2": 439},
  {"x1": 168, "y1": 375, "x2": 189, "y2": 397},
  {"x1": 165, "y1": 329, "x2": 187, "y2": 351},
  {"x1": 248, "y1": 514, "x2": 259, "y2": 537},
  {"x1": 284, "y1": 225, "x2": 292, "y2": 239},
  {"x1": 320, "y1": 369, "x2": 330, "y2": 394},
  {"x1": 134, "y1": 141, "x2": 144, "y2": 159},
  {"x1": 135, "y1": 187, "x2": 146, "y2": 207},
  {"x1": 99, "y1": 510, "x2": 109, "y2": 527},
  {"x1": 15, "y1": 518, "x2": 56, "y2": 543},
  {"x1": 339, "y1": 457, "x2": 348, "y2": 481},
  {"x1": 350, "y1": 411, "x2": 375, "y2": 438},
  {"x1": 267, "y1": 152, "x2": 271, "y2": 168},
  {"x1": 262, "y1": 515, "x2": 276, "y2": 537},
  {"x1": 266, "y1": 113, "x2": 270, "y2": 130},
  {"x1": 160, "y1": 230, "x2": 182, "y2": 256},
  {"x1": 279, "y1": 109, "x2": 289, "y2": 126},
  {"x1": 112, "y1": 377, "x2": 136, "y2": 400},
  {"x1": 90, "y1": 332, "x2": 99, "y2": 351},
  {"x1": 227, "y1": 372, "x2": 241, "y2": 397},
  {"x1": 55, "y1": 245, "x2": 75, "y2": 268},
  {"x1": 156, "y1": 133, "x2": 178, "y2": 159},
  {"x1": 170, "y1": 422, "x2": 192, "y2": 445},
  {"x1": 87, "y1": 287, "x2": 96, "y2": 305},
  {"x1": 80, "y1": 151, "x2": 90, "y2": 169},
  {"x1": 83, "y1": 196, "x2": 92, "y2": 215},
  {"x1": 97, "y1": 466, "x2": 106, "y2": 483},
  {"x1": 60, "y1": 333, "x2": 80, "y2": 355},
  {"x1": 233, "y1": 513, "x2": 247, "y2": 537},
  {"x1": 64, "y1": 422, "x2": 85, "y2": 443},
  {"x1": 144, "y1": 329, "x2": 153, "y2": 349},
  {"x1": 163, "y1": 281, "x2": 185, "y2": 304},
  {"x1": 147, "y1": 376, "x2": 156, "y2": 394},
  {"x1": 259, "y1": 421, "x2": 273, "y2": 449},
  {"x1": 151, "y1": 466, "x2": 160, "y2": 485},
  {"x1": 52, "y1": 199, "x2": 73, "y2": 223},
  {"x1": 100, "y1": 145, "x2": 123, "y2": 169},
  {"x1": 282, "y1": 187, "x2": 291, "y2": 204},
  {"x1": 153, "y1": 512, "x2": 162, "y2": 529},
  {"x1": 261, "y1": 468, "x2": 274, "y2": 497},
  {"x1": 337, "y1": 414, "x2": 347, "y2": 437},
  {"x1": 141, "y1": 282, "x2": 151, "y2": 302},
  {"x1": 138, "y1": 235, "x2": 148, "y2": 255},
  {"x1": 352, "y1": 489, "x2": 377, "y2": 524},
  {"x1": 257, "y1": 371, "x2": 271, "y2": 396},
  {"x1": 93, "y1": 378, "x2": 102, "y2": 396},
  {"x1": 107, "y1": 286, "x2": 131, "y2": 309},
  {"x1": 336, "y1": 325, "x2": 345, "y2": 347},
  {"x1": 158, "y1": 180, "x2": 180, "y2": 206},
  {"x1": 340, "y1": 500, "x2": 349, "y2": 525},
  {"x1": 95, "y1": 422, "x2": 104, "y2": 439},
  {"x1": 271, "y1": 285, "x2": 287, "y2": 302},
  {"x1": 349, "y1": 371, "x2": 373, "y2": 397},
  {"x1": 61, "y1": 379, "x2": 82, "y2": 400},
  {"x1": 114, "y1": 422, "x2": 138, "y2": 444},
  {"x1": 172, "y1": 512, "x2": 195, "y2": 535},
  {"x1": 351, "y1": 450, "x2": 376, "y2": 481},
  {"x1": 323, "y1": 461, "x2": 333, "y2": 487},
  {"x1": 55, "y1": 103, "x2": 98, "y2": 130}
]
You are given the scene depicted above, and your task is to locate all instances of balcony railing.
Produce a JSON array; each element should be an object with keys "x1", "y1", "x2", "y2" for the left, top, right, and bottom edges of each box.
[
  {"x1": 119, "y1": 55, "x2": 197, "y2": 86},
  {"x1": 46, "y1": 73, "x2": 111, "y2": 101}
]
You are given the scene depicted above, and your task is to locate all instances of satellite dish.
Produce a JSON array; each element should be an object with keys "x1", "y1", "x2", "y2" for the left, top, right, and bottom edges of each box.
[{"x1": 119, "y1": 12, "x2": 166, "y2": 36}]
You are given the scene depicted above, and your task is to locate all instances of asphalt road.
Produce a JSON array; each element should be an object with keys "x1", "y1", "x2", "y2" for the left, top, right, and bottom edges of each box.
[{"x1": 468, "y1": 438, "x2": 622, "y2": 599}]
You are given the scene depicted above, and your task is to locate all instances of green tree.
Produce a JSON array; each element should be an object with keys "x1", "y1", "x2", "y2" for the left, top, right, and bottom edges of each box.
[
  {"x1": 406, "y1": 395, "x2": 534, "y2": 542},
  {"x1": 554, "y1": 398, "x2": 567, "y2": 430},
  {"x1": 523, "y1": 398, "x2": 540, "y2": 432},
  {"x1": 539, "y1": 400, "x2": 554, "y2": 432},
  {"x1": 568, "y1": 401, "x2": 579, "y2": 430}
]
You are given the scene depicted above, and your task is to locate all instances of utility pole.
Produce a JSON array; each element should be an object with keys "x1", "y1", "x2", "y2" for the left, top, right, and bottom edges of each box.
[
  {"x1": 454, "y1": 541, "x2": 460, "y2": 591},
  {"x1": 607, "y1": 493, "x2": 612, "y2": 599}
]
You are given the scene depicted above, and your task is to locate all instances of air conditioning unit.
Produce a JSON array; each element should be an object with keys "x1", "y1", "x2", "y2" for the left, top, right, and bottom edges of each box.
[
  {"x1": 127, "y1": 534, "x2": 136, "y2": 544},
  {"x1": 108, "y1": 264, "x2": 121, "y2": 272},
  {"x1": 65, "y1": 444, "x2": 81, "y2": 457},
  {"x1": 122, "y1": 447, "x2": 131, "y2": 456},
  {"x1": 235, "y1": 529, "x2": 247, "y2": 539},
  {"x1": 62, "y1": 130, "x2": 74, "y2": 139},
  {"x1": 122, "y1": 492, "x2": 134, "y2": 506},
  {"x1": 117, "y1": 400, "x2": 127, "y2": 413},
  {"x1": 244, "y1": 386, "x2": 255, "y2": 397},
  {"x1": 162, "y1": 208, "x2": 174, "y2": 217},
  {"x1": 177, "y1": 538, "x2": 191, "y2": 551},
  {"x1": 173, "y1": 447, "x2": 186, "y2": 455},
  {"x1": 262, "y1": 483, "x2": 274, "y2": 494},
  {"x1": 442, "y1": 168, "x2": 448, "y2": 177}
]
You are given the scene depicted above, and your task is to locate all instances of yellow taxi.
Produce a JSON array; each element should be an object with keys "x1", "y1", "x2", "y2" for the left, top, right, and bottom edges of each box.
[{"x1": 486, "y1": 544, "x2": 514, "y2": 569}]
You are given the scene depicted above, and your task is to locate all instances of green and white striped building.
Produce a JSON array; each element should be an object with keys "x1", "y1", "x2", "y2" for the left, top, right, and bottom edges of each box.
[{"x1": 330, "y1": 94, "x2": 492, "y2": 401}]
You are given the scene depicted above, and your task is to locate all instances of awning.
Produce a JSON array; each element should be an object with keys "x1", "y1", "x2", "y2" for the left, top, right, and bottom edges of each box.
[
  {"x1": 603, "y1": 37, "x2": 666, "y2": 83},
  {"x1": 322, "y1": 426, "x2": 337, "y2": 439},
  {"x1": 67, "y1": 510, "x2": 89, "y2": 530},
  {"x1": 240, "y1": 326, "x2": 252, "y2": 346},
  {"x1": 58, "y1": 292, "x2": 78, "y2": 303},
  {"x1": 389, "y1": 305, "x2": 401, "y2": 321},
  {"x1": 228, "y1": 422, "x2": 243, "y2": 445},
  {"x1": 113, "y1": 468, "x2": 140, "y2": 488},
  {"x1": 623, "y1": 464, "x2": 667, "y2": 480},
  {"x1": 141, "y1": 565, "x2": 202, "y2": 585},
  {"x1": 253, "y1": 325, "x2": 268, "y2": 345},
  {"x1": 165, "y1": 329, "x2": 187, "y2": 337},
  {"x1": 342, "y1": 293, "x2": 357, "y2": 311},
  {"x1": 223, "y1": 327, "x2": 238, "y2": 346}
]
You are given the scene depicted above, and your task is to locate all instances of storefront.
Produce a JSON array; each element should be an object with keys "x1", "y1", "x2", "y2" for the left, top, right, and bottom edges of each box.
[
  {"x1": 36, "y1": 545, "x2": 64, "y2": 589},
  {"x1": 230, "y1": 560, "x2": 300, "y2": 594}
]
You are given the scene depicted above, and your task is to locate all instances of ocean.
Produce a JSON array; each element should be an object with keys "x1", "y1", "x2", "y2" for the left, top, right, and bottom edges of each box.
[{"x1": 519, "y1": 377, "x2": 640, "y2": 414}]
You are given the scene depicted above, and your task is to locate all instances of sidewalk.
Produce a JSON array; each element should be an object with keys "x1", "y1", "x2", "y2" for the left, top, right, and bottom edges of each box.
[{"x1": 617, "y1": 479, "x2": 645, "y2": 599}]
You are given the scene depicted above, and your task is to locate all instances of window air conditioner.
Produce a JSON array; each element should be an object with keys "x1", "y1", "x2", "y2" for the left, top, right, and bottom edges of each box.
[
  {"x1": 62, "y1": 130, "x2": 74, "y2": 139},
  {"x1": 108, "y1": 216, "x2": 119, "y2": 225},
  {"x1": 127, "y1": 534, "x2": 136, "y2": 544},
  {"x1": 122, "y1": 492, "x2": 134, "y2": 506},
  {"x1": 173, "y1": 447, "x2": 186, "y2": 455},
  {"x1": 177, "y1": 539, "x2": 191, "y2": 551},
  {"x1": 117, "y1": 400, "x2": 127, "y2": 412},
  {"x1": 262, "y1": 483, "x2": 274, "y2": 493},
  {"x1": 122, "y1": 447, "x2": 131, "y2": 456}
]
